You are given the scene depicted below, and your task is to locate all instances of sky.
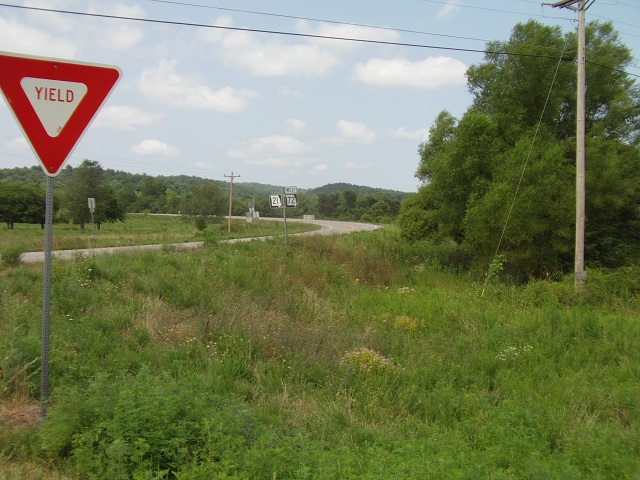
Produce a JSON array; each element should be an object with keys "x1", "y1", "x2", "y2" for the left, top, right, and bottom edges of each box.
[{"x1": 1, "y1": 0, "x2": 639, "y2": 193}]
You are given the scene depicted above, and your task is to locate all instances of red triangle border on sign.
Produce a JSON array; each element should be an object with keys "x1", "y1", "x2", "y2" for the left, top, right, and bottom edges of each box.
[{"x1": 0, "y1": 51, "x2": 122, "y2": 177}]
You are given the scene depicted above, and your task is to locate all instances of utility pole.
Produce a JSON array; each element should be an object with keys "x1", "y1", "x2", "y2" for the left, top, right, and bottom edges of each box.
[
  {"x1": 224, "y1": 172, "x2": 240, "y2": 234},
  {"x1": 549, "y1": 0, "x2": 593, "y2": 290}
]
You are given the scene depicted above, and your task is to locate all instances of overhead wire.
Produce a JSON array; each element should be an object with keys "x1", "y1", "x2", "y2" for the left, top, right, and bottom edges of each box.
[
  {"x1": 0, "y1": 2, "x2": 613, "y2": 65},
  {"x1": 143, "y1": 0, "x2": 494, "y2": 44},
  {"x1": 417, "y1": 0, "x2": 574, "y2": 21}
]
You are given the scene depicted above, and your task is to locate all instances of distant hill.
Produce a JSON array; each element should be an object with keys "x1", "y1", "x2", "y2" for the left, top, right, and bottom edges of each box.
[
  {"x1": 304, "y1": 183, "x2": 411, "y2": 200},
  {"x1": 0, "y1": 167, "x2": 411, "y2": 200},
  {"x1": 0, "y1": 166, "x2": 410, "y2": 221}
]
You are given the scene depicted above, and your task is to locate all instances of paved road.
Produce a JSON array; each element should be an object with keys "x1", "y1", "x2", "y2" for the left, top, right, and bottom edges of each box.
[{"x1": 19, "y1": 218, "x2": 379, "y2": 263}]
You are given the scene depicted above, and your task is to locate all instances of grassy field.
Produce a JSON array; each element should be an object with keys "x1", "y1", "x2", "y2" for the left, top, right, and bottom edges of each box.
[
  {"x1": 0, "y1": 226, "x2": 638, "y2": 479},
  {"x1": 0, "y1": 214, "x2": 319, "y2": 253}
]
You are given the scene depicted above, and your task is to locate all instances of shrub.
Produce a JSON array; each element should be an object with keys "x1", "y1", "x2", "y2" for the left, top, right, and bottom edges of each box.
[
  {"x1": 194, "y1": 215, "x2": 207, "y2": 231},
  {"x1": 40, "y1": 370, "x2": 259, "y2": 479},
  {"x1": 0, "y1": 245, "x2": 25, "y2": 267},
  {"x1": 340, "y1": 347, "x2": 396, "y2": 375},
  {"x1": 203, "y1": 225, "x2": 224, "y2": 245},
  {"x1": 392, "y1": 315, "x2": 418, "y2": 331}
]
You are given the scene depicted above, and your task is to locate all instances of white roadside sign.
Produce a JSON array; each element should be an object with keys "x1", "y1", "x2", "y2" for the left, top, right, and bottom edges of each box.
[{"x1": 269, "y1": 194, "x2": 282, "y2": 208}]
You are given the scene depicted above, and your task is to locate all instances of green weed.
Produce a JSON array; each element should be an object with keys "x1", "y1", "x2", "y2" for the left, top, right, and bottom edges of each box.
[{"x1": 0, "y1": 230, "x2": 638, "y2": 479}]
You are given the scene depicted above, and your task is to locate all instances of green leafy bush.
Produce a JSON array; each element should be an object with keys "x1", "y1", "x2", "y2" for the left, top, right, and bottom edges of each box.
[
  {"x1": 0, "y1": 245, "x2": 25, "y2": 267},
  {"x1": 41, "y1": 370, "x2": 259, "y2": 479}
]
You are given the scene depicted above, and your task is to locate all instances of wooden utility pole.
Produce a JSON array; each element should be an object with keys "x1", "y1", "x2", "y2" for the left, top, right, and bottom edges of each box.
[
  {"x1": 549, "y1": 0, "x2": 593, "y2": 290},
  {"x1": 224, "y1": 172, "x2": 240, "y2": 233}
]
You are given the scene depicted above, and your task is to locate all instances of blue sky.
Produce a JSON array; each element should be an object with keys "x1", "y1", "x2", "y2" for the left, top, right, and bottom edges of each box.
[{"x1": 1, "y1": 0, "x2": 639, "y2": 192}]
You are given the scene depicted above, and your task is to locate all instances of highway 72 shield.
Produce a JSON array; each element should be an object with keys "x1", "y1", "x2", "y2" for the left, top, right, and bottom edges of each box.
[{"x1": 284, "y1": 194, "x2": 297, "y2": 208}]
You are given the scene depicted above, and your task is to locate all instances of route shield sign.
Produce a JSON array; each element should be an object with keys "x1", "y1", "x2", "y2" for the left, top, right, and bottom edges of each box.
[
  {"x1": 269, "y1": 194, "x2": 282, "y2": 208},
  {"x1": 284, "y1": 194, "x2": 298, "y2": 208},
  {"x1": 0, "y1": 51, "x2": 122, "y2": 176}
]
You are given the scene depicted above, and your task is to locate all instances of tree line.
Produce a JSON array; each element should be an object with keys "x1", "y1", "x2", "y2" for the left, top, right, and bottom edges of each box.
[
  {"x1": 398, "y1": 20, "x2": 639, "y2": 279},
  {"x1": 0, "y1": 162, "x2": 406, "y2": 231}
]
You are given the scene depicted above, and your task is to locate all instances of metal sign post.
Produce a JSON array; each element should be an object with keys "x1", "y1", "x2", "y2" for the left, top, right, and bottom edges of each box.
[
  {"x1": 283, "y1": 190, "x2": 288, "y2": 247},
  {"x1": 88, "y1": 197, "x2": 96, "y2": 250},
  {"x1": 0, "y1": 52, "x2": 121, "y2": 419},
  {"x1": 40, "y1": 177, "x2": 54, "y2": 419},
  {"x1": 269, "y1": 187, "x2": 297, "y2": 246},
  {"x1": 282, "y1": 187, "x2": 297, "y2": 247}
]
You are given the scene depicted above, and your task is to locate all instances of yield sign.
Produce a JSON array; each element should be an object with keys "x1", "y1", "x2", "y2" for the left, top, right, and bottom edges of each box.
[{"x1": 0, "y1": 51, "x2": 122, "y2": 176}]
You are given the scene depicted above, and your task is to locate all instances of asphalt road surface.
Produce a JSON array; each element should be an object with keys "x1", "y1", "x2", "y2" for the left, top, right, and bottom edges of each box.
[{"x1": 19, "y1": 218, "x2": 379, "y2": 263}]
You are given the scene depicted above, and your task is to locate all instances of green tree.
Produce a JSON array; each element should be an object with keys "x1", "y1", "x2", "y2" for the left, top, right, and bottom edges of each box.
[
  {"x1": 135, "y1": 177, "x2": 167, "y2": 213},
  {"x1": 165, "y1": 188, "x2": 182, "y2": 214},
  {"x1": 0, "y1": 182, "x2": 50, "y2": 228},
  {"x1": 317, "y1": 193, "x2": 340, "y2": 217},
  {"x1": 398, "y1": 187, "x2": 439, "y2": 242},
  {"x1": 116, "y1": 183, "x2": 138, "y2": 212},
  {"x1": 62, "y1": 160, "x2": 125, "y2": 230},
  {"x1": 362, "y1": 199, "x2": 391, "y2": 223},
  {"x1": 180, "y1": 182, "x2": 226, "y2": 230},
  {"x1": 402, "y1": 20, "x2": 640, "y2": 278}
]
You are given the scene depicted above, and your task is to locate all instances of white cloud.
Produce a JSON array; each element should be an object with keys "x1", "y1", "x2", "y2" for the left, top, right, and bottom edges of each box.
[
  {"x1": 5, "y1": 136, "x2": 29, "y2": 150},
  {"x1": 285, "y1": 119, "x2": 308, "y2": 134},
  {"x1": 353, "y1": 56, "x2": 467, "y2": 89},
  {"x1": 227, "y1": 134, "x2": 312, "y2": 168},
  {"x1": 247, "y1": 135, "x2": 312, "y2": 155},
  {"x1": 227, "y1": 150, "x2": 246, "y2": 159},
  {"x1": 94, "y1": 23, "x2": 144, "y2": 51},
  {"x1": 131, "y1": 139, "x2": 181, "y2": 157},
  {"x1": 19, "y1": 1, "x2": 144, "y2": 52},
  {"x1": 309, "y1": 164, "x2": 329, "y2": 175},
  {"x1": 0, "y1": 16, "x2": 78, "y2": 58},
  {"x1": 337, "y1": 120, "x2": 376, "y2": 144},
  {"x1": 202, "y1": 16, "x2": 339, "y2": 77},
  {"x1": 24, "y1": 0, "x2": 78, "y2": 32},
  {"x1": 93, "y1": 106, "x2": 162, "y2": 130},
  {"x1": 437, "y1": 0, "x2": 461, "y2": 20},
  {"x1": 392, "y1": 127, "x2": 430, "y2": 141},
  {"x1": 279, "y1": 87, "x2": 303, "y2": 99},
  {"x1": 296, "y1": 21, "x2": 400, "y2": 49},
  {"x1": 139, "y1": 59, "x2": 256, "y2": 112},
  {"x1": 344, "y1": 161, "x2": 372, "y2": 170},
  {"x1": 245, "y1": 156, "x2": 295, "y2": 168},
  {"x1": 194, "y1": 161, "x2": 219, "y2": 171},
  {"x1": 88, "y1": 3, "x2": 145, "y2": 50}
]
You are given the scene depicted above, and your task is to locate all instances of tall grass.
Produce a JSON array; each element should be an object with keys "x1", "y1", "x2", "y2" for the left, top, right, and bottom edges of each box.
[
  {"x1": 0, "y1": 214, "x2": 318, "y2": 252},
  {"x1": 0, "y1": 229, "x2": 638, "y2": 478}
]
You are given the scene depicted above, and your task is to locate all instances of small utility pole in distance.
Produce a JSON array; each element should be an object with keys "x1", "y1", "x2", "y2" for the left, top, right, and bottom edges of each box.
[
  {"x1": 224, "y1": 172, "x2": 240, "y2": 234},
  {"x1": 548, "y1": 0, "x2": 593, "y2": 290}
]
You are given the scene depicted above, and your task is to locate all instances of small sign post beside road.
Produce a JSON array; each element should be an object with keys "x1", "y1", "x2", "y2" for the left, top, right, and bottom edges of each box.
[
  {"x1": 0, "y1": 51, "x2": 121, "y2": 418},
  {"x1": 269, "y1": 187, "x2": 298, "y2": 246},
  {"x1": 88, "y1": 198, "x2": 97, "y2": 250}
]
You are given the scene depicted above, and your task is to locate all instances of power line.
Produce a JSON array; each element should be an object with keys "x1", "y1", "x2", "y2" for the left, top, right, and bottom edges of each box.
[
  {"x1": 143, "y1": 0, "x2": 494, "y2": 44},
  {"x1": 417, "y1": 0, "x2": 574, "y2": 21},
  {"x1": 3, "y1": 2, "x2": 639, "y2": 78},
  {"x1": 0, "y1": 3, "x2": 582, "y2": 62}
]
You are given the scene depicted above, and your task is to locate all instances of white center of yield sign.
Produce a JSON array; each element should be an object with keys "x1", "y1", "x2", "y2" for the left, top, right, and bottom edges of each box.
[{"x1": 20, "y1": 77, "x2": 88, "y2": 137}]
